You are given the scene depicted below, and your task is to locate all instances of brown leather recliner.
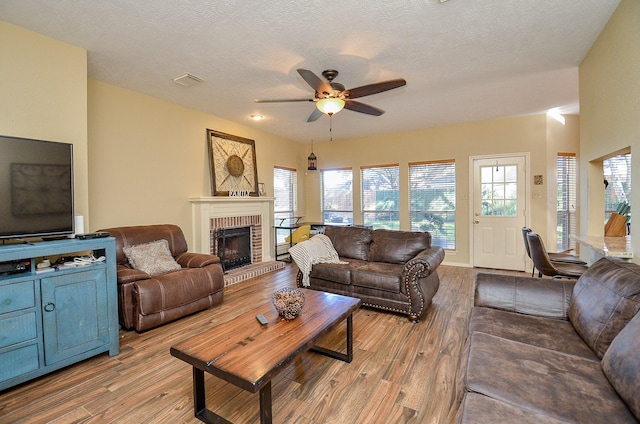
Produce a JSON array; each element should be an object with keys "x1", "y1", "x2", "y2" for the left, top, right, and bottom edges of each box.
[{"x1": 98, "y1": 224, "x2": 224, "y2": 332}]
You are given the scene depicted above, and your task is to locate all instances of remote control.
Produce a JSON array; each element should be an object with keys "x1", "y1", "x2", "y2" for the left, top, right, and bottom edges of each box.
[{"x1": 256, "y1": 314, "x2": 268, "y2": 326}]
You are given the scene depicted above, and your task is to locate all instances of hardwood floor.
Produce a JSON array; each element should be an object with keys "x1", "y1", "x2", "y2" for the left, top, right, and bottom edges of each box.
[{"x1": 0, "y1": 264, "x2": 522, "y2": 423}]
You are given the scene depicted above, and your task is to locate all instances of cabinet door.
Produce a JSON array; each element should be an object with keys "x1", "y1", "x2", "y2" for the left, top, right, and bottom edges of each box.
[{"x1": 41, "y1": 268, "x2": 110, "y2": 365}]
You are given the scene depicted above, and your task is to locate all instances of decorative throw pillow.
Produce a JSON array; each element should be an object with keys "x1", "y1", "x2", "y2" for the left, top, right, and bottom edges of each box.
[{"x1": 122, "y1": 239, "x2": 181, "y2": 276}]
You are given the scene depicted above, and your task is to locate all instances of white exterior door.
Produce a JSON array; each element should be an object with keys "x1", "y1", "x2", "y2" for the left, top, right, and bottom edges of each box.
[{"x1": 472, "y1": 155, "x2": 528, "y2": 271}]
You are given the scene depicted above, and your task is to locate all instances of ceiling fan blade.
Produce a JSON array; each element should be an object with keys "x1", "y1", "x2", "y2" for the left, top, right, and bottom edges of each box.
[
  {"x1": 254, "y1": 98, "x2": 313, "y2": 103},
  {"x1": 297, "y1": 69, "x2": 333, "y2": 95},
  {"x1": 344, "y1": 78, "x2": 406, "y2": 99},
  {"x1": 307, "y1": 108, "x2": 324, "y2": 122},
  {"x1": 344, "y1": 100, "x2": 385, "y2": 116}
]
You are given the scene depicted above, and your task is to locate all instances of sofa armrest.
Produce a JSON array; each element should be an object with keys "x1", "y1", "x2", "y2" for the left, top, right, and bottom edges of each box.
[
  {"x1": 116, "y1": 264, "x2": 150, "y2": 285},
  {"x1": 474, "y1": 273, "x2": 575, "y2": 319},
  {"x1": 403, "y1": 246, "x2": 445, "y2": 278},
  {"x1": 175, "y1": 252, "x2": 221, "y2": 268}
]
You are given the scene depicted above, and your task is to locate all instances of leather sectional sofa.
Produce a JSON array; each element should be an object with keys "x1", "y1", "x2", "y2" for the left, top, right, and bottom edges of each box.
[
  {"x1": 99, "y1": 224, "x2": 224, "y2": 332},
  {"x1": 456, "y1": 257, "x2": 640, "y2": 423},
  {"x1": 295, "y1": 226, "x2": 445, "y2": 321}
]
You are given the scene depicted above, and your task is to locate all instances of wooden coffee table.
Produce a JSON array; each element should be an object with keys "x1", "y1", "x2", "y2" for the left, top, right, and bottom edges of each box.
[{"x1": 170, "y1": 288, "x2": 361, "y2": 424}]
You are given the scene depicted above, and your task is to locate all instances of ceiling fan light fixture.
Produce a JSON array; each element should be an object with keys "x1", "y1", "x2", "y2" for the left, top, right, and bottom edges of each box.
[{"x1": 316, "y1": 98, "x2": 345, "y2": 115}]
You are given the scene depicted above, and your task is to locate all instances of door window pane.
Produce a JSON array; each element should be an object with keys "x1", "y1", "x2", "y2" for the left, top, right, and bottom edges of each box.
[{"x1": 480, "y1": 165, "x2": 517, "y2": 217}]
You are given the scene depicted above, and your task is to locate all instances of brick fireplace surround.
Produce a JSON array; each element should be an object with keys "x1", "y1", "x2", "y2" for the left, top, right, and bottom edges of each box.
[{"x1": 189, "y1": 197, "x2": 283, "y2": 286}]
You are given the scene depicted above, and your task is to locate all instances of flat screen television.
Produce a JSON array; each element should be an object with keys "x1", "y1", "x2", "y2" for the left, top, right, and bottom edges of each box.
[{"x1": 0, "y1": 135, "x2": 74, "y2": 240}]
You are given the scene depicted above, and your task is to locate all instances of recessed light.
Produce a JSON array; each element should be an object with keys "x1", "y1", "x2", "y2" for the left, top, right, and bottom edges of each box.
[{"x1": 250, "y1": 114, "x2": 264, "y2": 121}]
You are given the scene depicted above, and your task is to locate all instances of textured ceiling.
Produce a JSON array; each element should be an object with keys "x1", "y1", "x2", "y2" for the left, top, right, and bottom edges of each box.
[{"x1": 0, "y1": 0, "x2": 621, "y2": 143}]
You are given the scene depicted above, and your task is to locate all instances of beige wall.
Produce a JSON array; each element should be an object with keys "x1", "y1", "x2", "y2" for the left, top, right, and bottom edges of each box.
[
  {"x1": 580, "y1": 0, "x2": 640, "y2": 262},
  {"x1": 0, "y1": 20, "x2": 89, "y2": 224},
  {"x1": 2, "y1": 18, "x2": 583, "y2": 269},
  {"x1": 304, "y1": 114, "x2": 580, "y2": 266},
  {"x1": 87, "y1": 80, "x2": 302, "y2": 245}
]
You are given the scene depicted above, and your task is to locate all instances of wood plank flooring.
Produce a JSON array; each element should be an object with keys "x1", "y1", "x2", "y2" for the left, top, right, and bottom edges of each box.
[{"x1": 0, "y1": 264, "x2": 523, "y2": 423}]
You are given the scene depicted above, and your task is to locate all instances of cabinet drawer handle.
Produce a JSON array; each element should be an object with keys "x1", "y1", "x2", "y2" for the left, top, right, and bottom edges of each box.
[{"x1": 44, "y1": 302, "x2": 56, "y2": 312}]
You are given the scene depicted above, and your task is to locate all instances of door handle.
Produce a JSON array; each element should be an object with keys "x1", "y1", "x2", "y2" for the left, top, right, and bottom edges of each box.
[
  {"x1": 474, "y1": 220, "x2": 479, "y2": 224},
  {"x1": 44, "y1": 302, "x2": 56, "y2": 312}
]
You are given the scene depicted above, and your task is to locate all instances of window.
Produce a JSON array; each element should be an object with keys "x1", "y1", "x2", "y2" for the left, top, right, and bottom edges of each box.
[
  {"x1": 557, "y1": 153, "x2": 577, "y2": 251},
  {"x1": 409, "y1": 160, "x2": 456, "y2": 249},
  {"x1": 361, "y1": 164, "x2": 400, "y2": 230},
  {"x1": 321, "y1": 168, "x2": 353, "y2": 225},
  {"x1": 273, "y1": 166, "x2": 297, "y2": 244},
  {"x1": 604, "y1": 153, "x2": 631, "y2": 222},
  {"x1": 480, "y1": 165, "x2": 518, "y2": 217}
]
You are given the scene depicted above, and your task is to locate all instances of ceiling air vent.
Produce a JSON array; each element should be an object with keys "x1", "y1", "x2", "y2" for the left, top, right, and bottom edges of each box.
[{"x1": 172, "y1": 73, "x2": 203, "y2": 87}]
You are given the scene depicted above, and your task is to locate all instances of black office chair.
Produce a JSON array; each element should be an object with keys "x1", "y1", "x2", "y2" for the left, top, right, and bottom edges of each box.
[
  {"x1": 522, "y1": 227, "x2": 586, "y2": 277},
  {"x1": 526, "y1": 232, "x2": 588, "y2": 279}
]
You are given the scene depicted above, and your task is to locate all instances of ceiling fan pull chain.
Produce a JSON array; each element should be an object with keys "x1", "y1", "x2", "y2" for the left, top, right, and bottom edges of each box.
[{"x1": 330, "y1": 114, "x2": 334, "y2": 141}]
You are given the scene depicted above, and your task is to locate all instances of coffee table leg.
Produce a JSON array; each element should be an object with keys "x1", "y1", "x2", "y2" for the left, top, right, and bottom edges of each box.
[
  {"x1": 259, "y1": 381, "x2": 272, "y2": 424},
  {"x1": 193, "y1": 367, "x2": 206, "y2": 417},
  {"x1": 191, "y1": 367, "x2": 233, "y2": 424},
  {"x1": 311, "y1": 314, "x2": 354, "y2": 363}
]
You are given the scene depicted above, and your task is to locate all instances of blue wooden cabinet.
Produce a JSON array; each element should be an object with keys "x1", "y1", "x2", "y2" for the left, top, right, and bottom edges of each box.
[{"x1": 0, "y1": 238, "x2": 119, "y2": 391}]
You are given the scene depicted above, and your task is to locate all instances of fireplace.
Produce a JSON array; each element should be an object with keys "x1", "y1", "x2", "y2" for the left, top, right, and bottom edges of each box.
[
  {"x1": 190, "y1": 197, "x2": 274, "y2": 261},
  {"x1": 190, "y1": 197, "x2": 282, "y2": 286},
  {"x1": 215, "y1": 226, "x2": 252, "y2": 271}
]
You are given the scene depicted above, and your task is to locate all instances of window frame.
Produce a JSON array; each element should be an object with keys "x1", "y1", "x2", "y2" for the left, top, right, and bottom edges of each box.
[
  {"x1": 360, "y1": 163, "x2": 400, "y2": 230},
  {"x1": 409, "y1": 159, "x2": 456, "y2": 249},
  {"x1": 321, "y1": 168, "x2": 353, "y2": 226},
  {"x1": 273, "y1": 165, "x2": 297, "y2": 221},
  {"x1": 556, "y1": 153, "x2": 577, "y2": 251}
]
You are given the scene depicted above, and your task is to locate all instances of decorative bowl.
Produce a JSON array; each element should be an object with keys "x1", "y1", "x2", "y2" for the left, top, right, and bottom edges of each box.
[{"x1": 272, "y1": 288, "x2": 306, "y2": 320}]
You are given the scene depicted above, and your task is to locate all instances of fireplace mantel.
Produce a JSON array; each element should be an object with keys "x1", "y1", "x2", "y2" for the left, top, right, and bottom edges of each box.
[{"x1": 190, "y1": 196, "x2": 274, "y2": 261}]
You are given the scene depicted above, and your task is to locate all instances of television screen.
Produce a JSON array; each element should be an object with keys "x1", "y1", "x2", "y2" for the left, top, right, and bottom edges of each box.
[{"x1": 0, "y1": 135, "x2": 74, "y2": 240}]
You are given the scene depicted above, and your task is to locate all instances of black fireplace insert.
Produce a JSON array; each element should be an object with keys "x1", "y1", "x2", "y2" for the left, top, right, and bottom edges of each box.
[{"x1": 214, "y1": 226, "x2": 252, "y2": 271}]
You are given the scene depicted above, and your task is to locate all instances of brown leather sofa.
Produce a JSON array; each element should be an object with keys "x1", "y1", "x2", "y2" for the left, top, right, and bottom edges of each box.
[
  {"x1": 456, "y1": 257, "x2": 640, "y2": 423},
  {"x1": 99, "y1": 224, "x2": 224, "y2": 332},
  {"x1": 295, "y1": 226, "x2": 445, "y2": 321}
]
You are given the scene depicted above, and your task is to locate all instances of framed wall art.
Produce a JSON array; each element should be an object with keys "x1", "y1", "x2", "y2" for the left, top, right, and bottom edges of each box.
[{"x1": 207, "y1": 129, "x2": 259, "y2": 196}]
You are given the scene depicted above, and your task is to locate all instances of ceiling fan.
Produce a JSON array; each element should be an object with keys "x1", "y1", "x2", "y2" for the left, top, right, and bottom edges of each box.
[{"x1": 255, "y1": 69, "x2": 406, "y2": 122}]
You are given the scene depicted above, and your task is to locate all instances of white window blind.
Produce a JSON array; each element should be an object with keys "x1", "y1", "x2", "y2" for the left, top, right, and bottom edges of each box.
[
  {"x1": 557, "y1": 153, "x2": 577, "y2": 251},
  {"x1": 321, "y1": 168, "x2": 353, "y2": 225},
  {"x1": 361, "y1": 164, "x2": 400, "y2": 230},
  {"x1": 409, "y1": 160, "x2": 456, "y2": 249},
  {"x1": 273, "y1": 166, "x2": 297, "y2": 221},
  {"x1": 274, "y1": 166, "x2": 297, "y2": 246}
]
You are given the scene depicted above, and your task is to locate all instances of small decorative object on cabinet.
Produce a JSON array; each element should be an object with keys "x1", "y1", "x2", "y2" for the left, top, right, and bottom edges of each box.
[{"x1": 0, "y1": 237, "x2": 119, "y2": 391}]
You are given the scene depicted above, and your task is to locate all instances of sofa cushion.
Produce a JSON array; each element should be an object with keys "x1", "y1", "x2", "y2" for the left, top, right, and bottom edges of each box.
[
  {"x1": 324, "y1": 226, "x2": 372, "y2": 260},
  {"x1": 568, "y1": 258, "x2": 640, "y2": 358},
  {"x1": 123, "y1": 239, "x2": 181, "y2": 276},
  {"x1": 464, "y1": 332, "x2": 637, "y2": 423},
  {"x1": 134, "y1": 266, "x2": 222, "y2": 315},
  {"x1": 458, "y1": 392, "x2": 568, "y2": 424},
  {"x1": 469, "y1": 307, "x2": 598, "y2": 360},
  {"x1": 310, "y1": 261, "x2": 353, "y2": 285},
  {"x1": 351, "y1": 261, "x2": 403, "y2": 293},
  {"x1": 602, "y1": 311, "x2": 640, "y2": 420},
  {"x1": 369, "y1": 229, "x2": 431, "y2": 264}
]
